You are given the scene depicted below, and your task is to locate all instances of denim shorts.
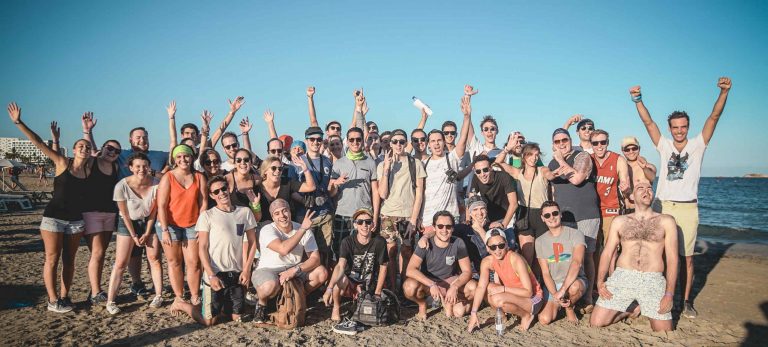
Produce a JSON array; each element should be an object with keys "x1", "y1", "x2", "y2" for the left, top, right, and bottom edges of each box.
[
  {"x1": 155, "y1": 223, "x2": 197, "y2": 242},
  {"x1": 40, "y1": 217, "x2": 85, "y2": 235}
]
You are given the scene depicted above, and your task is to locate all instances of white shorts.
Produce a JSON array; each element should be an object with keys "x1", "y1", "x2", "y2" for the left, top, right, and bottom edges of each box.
[{"x1": 596, "y1": 267, "x2": 671, "y2": 321}]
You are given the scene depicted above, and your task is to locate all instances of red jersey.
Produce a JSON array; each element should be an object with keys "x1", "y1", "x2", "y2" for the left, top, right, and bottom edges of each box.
[{"x1": 592, "y1": 151, "x2": 620, "y2": 216}]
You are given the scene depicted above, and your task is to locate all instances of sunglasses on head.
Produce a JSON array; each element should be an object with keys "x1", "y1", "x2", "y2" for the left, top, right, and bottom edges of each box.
[
  {"x1": 412, "y1": 137, "x2": 426, "y2": 143},
  {"x1": 553, "y1": 138, "x2": 570, "y2": 145},
  {"x1": 435, "y1": 223, "x2": 454, "y2": 230},
  {"x1": 391, "y1": 139, "x2": 406, "y2": 145},
  {"x1": 104, "y1": 144, "x2": 121, "y2": 154},
  {"x1": 591, "y1": 140, "x2": 608, "y2": 146},
  {"x1": 483, "y1": 126, "x2": 497, "y2": 132},
  {"x1": 623, "y1": 146, "x2": 639, "y2": 152},
  {"x1": 474, "y1": 167, "x2": 490, "y2": 174},
  {"x1": 579, "y1": 125, "x2": 594, "y2": 131},
  {"x1": 354, "y1": 219, "x2": 373, "y2": 226},
  {"x1": 348, "y1": 137, "x2": 363, "y2": 143},
  {"x1": 235, "y1": 157, "x2": 251, "y2": 164},
  {"x1": 211, "y1": 186, "x2": 229, "y2": 195},
  {"x1": 306, "y1": 137, "x2": 323, "y2": 142},
  {"x1": 203, "y1": 159, "x2": 221, "y2": 166},
  {"x1": 443, "y1": 131, "x2": 457, "y2": 136},
  {"x1": 224, "y1": 143, "x2": 239, "y2": 150},
  {"x1": 269, "y1": 149, "x2": 283, "y2": 154},
  {"x1": 488, "y1": 243, "x2": 506, "y2": 251},
  {"x1": 542, "y1": 210, "x2": 560, "y2": 219}
]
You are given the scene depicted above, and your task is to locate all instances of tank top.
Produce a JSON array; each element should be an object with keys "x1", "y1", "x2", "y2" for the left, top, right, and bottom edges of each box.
[
  {"x1": 515, "y1": 167, "x2": 548, "y2": 209},
  {"x1": 592, "y1": 151, "x2": 621, "y2": 216},
  {"x1": 230, "y1": 171, "x2": 258, "y2": 208},
  {"x1": 44, "y1": 159, "x2": 88, "y2": 221},
  {"x1": 491, "y1": 251, "x2": 543, "y2": 298},
  {"x1": 83, "y1": 160, "x2": 119, "y2": 213},
  {"x1": 548, "y1": 149, "x2": 600, "y2": 222},
  {"x1": 166, "y1": 171, "x2": 202, "y2": 228}
]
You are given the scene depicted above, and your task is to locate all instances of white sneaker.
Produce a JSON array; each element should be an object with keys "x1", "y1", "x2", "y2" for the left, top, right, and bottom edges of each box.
[
  {"x1": 106, "y1": 301, "x2": 121, "y2": 315},
  {"x1": 47, "y1": 299, "x2": 73, "y2": 313},
  {"x1": 149, "y1": 295, "x2": 163, "y2": 308}
]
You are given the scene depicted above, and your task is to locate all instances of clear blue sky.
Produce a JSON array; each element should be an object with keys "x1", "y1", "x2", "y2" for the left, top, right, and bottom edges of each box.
[{"x1": 2, "y1": 1, "x2": 766, "y2": 176}]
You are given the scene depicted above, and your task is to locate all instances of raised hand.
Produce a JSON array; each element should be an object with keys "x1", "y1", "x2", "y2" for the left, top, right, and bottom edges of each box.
[
  {"x1": 566, "y1": 114, "x2": 583, "y2": 127},
  {"x1": 50, "y1": 121, "x2": 61, "y2": 141},
  {"x1": 200, "y1": 110, "x2": 212, "y2": 133},
  {"x1": 167, "y1": 100, "x2": 177, "y2": 119},
  {"x1": 332, "y1": 172, "x2": 349, "y2": 187},
  {"x1": 637, "y1": 156, "x2": 648, "y2": 168},
  {"x1": 262, "y1": 109, "x2": 274, "y2": 123},
  {"x1": 354, "y1": 88, "x2": 365, "y2": 109},
  {"x1": 382, "y1": 150, "x2": 393, "y2": 168},
  {"x1": 239, "y1": 117, "x2": 252, "y2": 133},
  {"x1": 229, "y1": 96, "x2": 245, "y2": 113},
  {"x1": 291, "y1": 154, "x2": 307, "y2": 171},
  {"x1": 7, "y1": 102, "x2": 21, "y2": 123},
  {"x1": 464, "y1": 84, "x2": 479, "y2": 96},
  {"x1": 507, "y1": 132, "x2": 522, "y2": 151},
  {"x1": 460, "y1": 95, "x2": 471, "y2": 117},
  {"x1": 307, "y1": 86, "x2": 315, "y2": 98},
  {"x1": 361, "y1": 98, "x2": 369, "y2": 116},
  {"x1": 81, "y1": 112, "x2": 97, "y2": 132},
  {"x1": 301, "y1": 210, "x2": 316, "y2": 230},
  {"x1": 629, "y1": 86, "x2": 642, "y2": 97},
  {"x1": 717, "y1": 77, "x2": 732, "y2": 91},
  {"x1": 246, "y1": 190, "x2": 260, "y2": 204}
]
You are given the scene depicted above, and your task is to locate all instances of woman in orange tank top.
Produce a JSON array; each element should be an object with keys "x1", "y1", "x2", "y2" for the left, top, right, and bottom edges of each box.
[
  {"x1": 467, "y1": 229, "x2": 544, "y2": 333},
  {"x1": 157, "y1": 144, "x2": 208, "y2": 307}
]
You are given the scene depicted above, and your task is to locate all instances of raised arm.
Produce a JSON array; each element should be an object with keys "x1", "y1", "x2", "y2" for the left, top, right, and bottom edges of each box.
[
  {"x1": 637, "y1": 156, "x2": 657, "y2": 182},
  {"x1": 617, "y1": 155, "x2": 631, "y2": 195},
  {"x1": 211, "y1": 96, "x2": 245, "y2": 147},
  {"x1": 81, "y1": 112, "x2": 99, "y2": 155},
  {"x1": 263, "y1": 109, "x2": 277, "y2": 139},
  {"x1": 197, "y1": 110, "x2": 212, "y2": 163},
  {"x1": 307, "y1": 86, "x2": 318, "y2": 127},
  {"x1": 167, "y1": 101, "x2": 178, "y2": 149},
  {"x1": 562, "y1": 114, "x2": 582, "y2": 131},
  {"x1": 629, "y1": 86, "x2": 661, "y2": 147},
  {"x1": 7, "y1": 103, "x2": 66, "y2": 167},
  {"x1": 292, "y1": 155, "x2": 317, "y2": 193},
  {"x1": 454, "y1": 95, "x2": 472, "y2": 158},
  {"x1": 266, "y1": 211, "x2": 315, "y2": 256},
  {"x1": 350, "y1": 89, "x2": 365, "y2": 131},
  {"x1": 702, "y1": 77, "x2": 732, "y2": 145},
  {"x1": 50, "y1": 121, "x2": 61, "y2": 152},
  {"x1": 406, "y1": 107, "x2": 428, "y2": 153},
  {"x1": 239, "y1": 117, "x2": 253, "y2": 152},
  {"x1": 463, "y1": 85, "x2": 479, "y2": 148}
]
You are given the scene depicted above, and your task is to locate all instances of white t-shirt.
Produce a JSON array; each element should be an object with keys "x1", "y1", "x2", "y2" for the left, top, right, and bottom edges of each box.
[
  {"x1": 113, "y1": 177, "x2": 160, "y2": 220},
  {"x1": 421, "y1": 152, "x2": 461, "y2": 226},
  {"x1": 220, "y1": 160, "x2": 235, "y2": 172},
  {"x1": 196, "y1": 206, "x2": 258, "y2": 273},
  {"x1": 655, "y1": 133, "x2": 707, "y2": 201},
  {"x1": 257, "y1": 222, "x2": 318, "y2": 269}
]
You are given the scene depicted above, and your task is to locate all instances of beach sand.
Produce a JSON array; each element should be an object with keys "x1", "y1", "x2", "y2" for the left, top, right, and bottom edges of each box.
[{"x1": 1, "y1": 177, "x2": 767, "y2": 346}]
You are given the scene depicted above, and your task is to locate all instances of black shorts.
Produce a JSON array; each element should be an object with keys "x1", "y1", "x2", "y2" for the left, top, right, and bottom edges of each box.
[
  {"x1": 202, "y1": 271, "x2": 244, "y2": 319},
  {"x1": 516, "y1": 207, "x2": 549, "y2": 238}
]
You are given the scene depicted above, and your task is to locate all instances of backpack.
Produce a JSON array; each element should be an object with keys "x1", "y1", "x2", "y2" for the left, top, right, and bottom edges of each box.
[{"x1": 270, "y1": 278, "x2": 306, "y2": 329}]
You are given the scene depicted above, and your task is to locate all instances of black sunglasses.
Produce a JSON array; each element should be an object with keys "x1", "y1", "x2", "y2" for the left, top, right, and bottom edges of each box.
[
  {"x1": 224, "y1": 143, "x2": 239, "y2": 150},
  {"x1": 435, "y1": 224, "x2": 454, "y2": 230},
  {"x1": 269, "y1": 149, "x2": 283, "y2": 154},
  {"x1": 355, "y1": 219, "x2": 373, "y2": 226},
  {"x1": 269, "y1": 166, "x2": 283, "y2": 172},
  {"x1": 474, "y1": 167, "x2": 490, "y2": 174},
  {"x1": 235, "y1": 157, "x2": 251, "y2": 163},
  {"x1": 553, "y1": 138, "x2": 570, "y2": 145},
  {"x1": 482, "y1": 127, "x2": 497, "y2": 132},
  {"x1": 412, "y1": 137, "x2": 426, "y2": 143},
  {"x1": 306, "y1": 137, "x2": 323, "y2": 142},
  {"x1": 591, "y1": 140, "x2": 608, "y2": 146},
  {"x1": 542, "y1": 211, "x2": 560, "y2": 219},
  {"x1": 104, "y1": 144, "x2": 122, "y2": 154},
  {"x1": 211, "y1": 186, "x2": 229, "y2": 195},
  {"x1": 623, "y1": 146, "x2": 639, "y2": 152},
  {"x1": 488, "y1": 243, "x2": 506, "y2": 251},
  {"x1": 443, "y1": 131, "x2": 457, "y2": 136},
  {"x1": 391, "y1": 139, "x2": 406, "y2": 145},
  {"x1": 348, "y1": 137, "x2": 363, "y2": 143},
  {"x1": 203, "y1": 159, "x2": 221, "y2": 166},
  {"x1": 579, "y1": 126, "x2": 594, "y2": 131}
]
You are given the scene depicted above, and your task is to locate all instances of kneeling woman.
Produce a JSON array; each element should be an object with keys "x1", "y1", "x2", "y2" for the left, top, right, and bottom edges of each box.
[
  {"x1": 467, "y1": 229, "x2": 544, "y2": 333},
  {"x1": 157, "y1": 144, "x2": 208, "y2": 307},
  {"x1": 106, "y1": 152, "x2": 164, "y2": 314}
]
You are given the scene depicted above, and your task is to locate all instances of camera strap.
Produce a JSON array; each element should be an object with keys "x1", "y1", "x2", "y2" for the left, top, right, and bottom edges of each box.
[{"x1": 424, "y1": 153, "x2": 453, "y2": 175}]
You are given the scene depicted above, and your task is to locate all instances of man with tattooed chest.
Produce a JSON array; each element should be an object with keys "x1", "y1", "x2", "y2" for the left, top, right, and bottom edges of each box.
[{"x1": 590, "y1": 181, "x2": 679, "y2": 331}]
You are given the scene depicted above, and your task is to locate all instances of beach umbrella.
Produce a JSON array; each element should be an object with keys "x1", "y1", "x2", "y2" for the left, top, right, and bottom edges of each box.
[{"x1": 0, "y1": 159, "x2": 27, "y2": 168}]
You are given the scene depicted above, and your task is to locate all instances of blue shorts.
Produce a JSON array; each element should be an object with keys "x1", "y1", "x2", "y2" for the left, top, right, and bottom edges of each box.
[
  {"x1": 543, "y1": 277, "x2": 588, "y2": 302},
  {"x1": 155, "y1": 224, "x2": 197, "y2": 242}
]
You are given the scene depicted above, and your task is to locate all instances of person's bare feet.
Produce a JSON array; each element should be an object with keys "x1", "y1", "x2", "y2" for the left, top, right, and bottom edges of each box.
[
  {"x1": 518, "y1": 313, "x2": 534, "y2": 331},
  {"x1": 415, "y1": 311, "x2": 427, "y2": 321},
  {"x1": 565, "y1": 308, "x2": 578, "y2": 323},
  {"x1": 169, "y1": 299, "x2": 183, "y2": 317},
  {"x1": 331, "y1": 307, "x2": 341, "y2": 322},
  {"x1": 629, "y1": 304, "x2": 641, "y2": 319}
]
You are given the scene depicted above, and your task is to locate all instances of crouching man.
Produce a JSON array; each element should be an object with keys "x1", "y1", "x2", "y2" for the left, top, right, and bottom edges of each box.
[{"x1": 251, "y1": 199, "x2": 329, "y2": 324}]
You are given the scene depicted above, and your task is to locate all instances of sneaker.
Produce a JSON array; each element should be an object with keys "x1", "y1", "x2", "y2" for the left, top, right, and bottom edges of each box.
[
  {"x1": 89, "y1": 291, "x2": 108, "y2": 306},
  {"x1": 332, "y1": 318, "x2": 365, "y2": 336},
  {"x1": 149, "y1": 295, "x2": 163, "y2": 308},
  {"x1": 130, "y1": 285, "x2": 150, "y2": 298},
  {"x1": 245, "y1": 292, "x2": 258, "y2": 305},
  {"x1": 106, "y1": 301, "x2": 121, "y2": 315},
  {"x1": 682, "y1": 301, "x2": 698, "y2": 319},
  {"x1": 61, "y1": 297, "x2": 74, "y2": 309},
  {"x1": 47, "y1": 299, "x2": 73, "y2": 313},
  {"x1": 253, "y1": 304, "x2": 268, "y2": 324}
]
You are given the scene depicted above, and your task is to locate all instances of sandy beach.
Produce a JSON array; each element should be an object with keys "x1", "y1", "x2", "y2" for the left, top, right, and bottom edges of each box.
[{"x1": 1, "y1": 177, "x2": 767, "y2": 346}]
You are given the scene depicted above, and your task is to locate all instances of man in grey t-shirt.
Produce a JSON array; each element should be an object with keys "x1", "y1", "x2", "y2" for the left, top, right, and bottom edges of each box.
[{"x1": 535, "y1": 201, "x2": 587, "y2": 325}]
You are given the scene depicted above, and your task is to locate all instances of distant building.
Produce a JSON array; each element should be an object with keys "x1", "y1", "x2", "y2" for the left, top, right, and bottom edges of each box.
[{"x1": 0, "y1": 137, "x2": 66, "y2": 164}]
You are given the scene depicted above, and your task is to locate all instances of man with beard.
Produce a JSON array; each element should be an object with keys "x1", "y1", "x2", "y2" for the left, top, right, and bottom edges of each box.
[
  {"x1": 590, "y1": 181, "x2": 678, "y2": 331},
  {"x1": 117, "y1": 127, "x2": 169, "y2": 179},
  {"x1": 629, "y1": 77, "x2": 731, "y2": 318}
]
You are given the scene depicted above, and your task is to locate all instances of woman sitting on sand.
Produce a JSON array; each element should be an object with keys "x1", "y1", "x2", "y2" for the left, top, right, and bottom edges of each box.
[
  {"x1": 467, "y1": 228, "x2": 544, "y2": 333},
  {"x1": 7, "y1": 102, "x2": 89, "y2": 313},
  {"x1": 106, "y1": 152, "x2": 164, "y2": 314},
  {"x1": 157, "y1": 144, "x2": 208, "y2": 308}
]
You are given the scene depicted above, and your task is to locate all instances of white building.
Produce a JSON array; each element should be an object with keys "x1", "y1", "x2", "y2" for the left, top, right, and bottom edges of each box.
[{"x1": 0, "y1": 137, "x2": 66, "y2": 164}]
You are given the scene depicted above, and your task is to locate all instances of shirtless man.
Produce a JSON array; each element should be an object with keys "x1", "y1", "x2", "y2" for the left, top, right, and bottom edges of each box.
[{"x1": 590, "y1": 181, "x2": 678, "y2": 331}]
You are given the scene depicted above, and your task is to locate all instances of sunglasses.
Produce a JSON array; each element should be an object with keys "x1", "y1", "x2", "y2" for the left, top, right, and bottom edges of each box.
[
  {"x1": 474, "y1": 167, "x2": 490, "y2": 174},
  {"x1": 488, "y1": 243, "x2": 506, "y2": 251},
  {"x1": 348, "y1": 137, "x2": 363, "y2": 143},
  {"x1": 104, "y1": 144, "x2": 122, "y2": 154},
  {"x1": 224, "y1": 143, "x2": 239, "y2": 150},
  {"x1": 355, "y1": 219, "x2": 373, "y2": 226},
  {"x1": 623, "y1": 146, "x2": 639, "y2": 152},
  {"x1": 203, "y1": 159, "x2": 221, "y2": 166},
  {"x1": 235, "y1": 157, "x2": 251, "y2": 163},
  {"x1": 553, "y1": 138, "x2": 570, "y2": 145},
  {"x1": 211, "y1": 186, "x2": 229, "y2": 195},
  {"x1": 269, "y1": 149, "x2": 283, "y2": 155},
  {"x1": 443, "y1": 131, "x2": 457, "y2": 136},
  {"x1": 579, "y1": 126, "x2": 594, "y2": 131},
  {"x1": 435, "y1": 224, "x2": 454, "y2": 230},
  {"x1": 269, "y1": 166, "x2": 283, "y2": 172},
  {"x1": 591, "y1": 140, "x2": 608, "y2": 146},
  {"x1": 482, "y1": 127, "x2": 497, "y2": 132},
  {"x1": 306, "y1": 137, "x2": 323, "y2": 142},
  {"x1": 542, "y1": 210, "x2": 560, "y2": 219},
  {"x1": 412, "y1": 137, "x2": 426, "y2": 143},
  {"x1": 329, "y1": 126, "x2": 341, "y2": 131},
  {"x1": 391, "y1": 139, "x2": 406, "y2": 145}
]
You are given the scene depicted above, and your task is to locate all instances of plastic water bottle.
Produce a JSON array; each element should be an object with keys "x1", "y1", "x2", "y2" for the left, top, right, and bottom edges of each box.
[
  {"x1": 412, "y1": 96, "x2": 433, "y2": 116},
  {"x1": 431, "y1": 296, "x2": 441, "y2": 309},
  {"x1": 495, "y1": 307, "x2": 504, "y2": 336}
]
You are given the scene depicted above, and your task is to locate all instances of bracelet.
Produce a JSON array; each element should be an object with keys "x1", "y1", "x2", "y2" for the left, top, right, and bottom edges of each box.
[
  {"x1": 428, "y1": 282, "x2": 436, "y2": 288},
  {"x1": 53, "y1": 141, "x2": 60, "y2": 144},
  {"x1": 249, "y1": 202, "x2": 262, "y2": 213},
  {"x1": 471, "y1": 309, "x2": 478, "y2": 314},
  {"x1": 631, "y1": 94, "x2": 642, "y2": 103},
  {"x1": 663, "y1": 292, "x2": 673, "y2": 297},
  {"x1": 14, "y1": 120, "x2": 21, "y2": 124},
  {"x1": 241, "y1": 132, "x2": 248, "y2": 136},
  {"x1": 83, "y1": 131, "x2": 91, "y2": 134},
  {"x1": 325, "y1": 287, "x2": 334, "y2": 293}
]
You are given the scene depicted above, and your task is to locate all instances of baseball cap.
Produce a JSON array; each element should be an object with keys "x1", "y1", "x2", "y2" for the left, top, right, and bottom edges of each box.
[
  {"x1": 621, "y1": 136, "x2": 640, "y2": 149},
  {"x1": 552, "y1": 128, "x2": 570, "y2": 139},
  {"x1": 576, "y1": 118, "x2": 594, "y2": 129},
  {"x1": 269, "y1": 198, "x2": 290, "y2": 215},
  {"x1": 483, "y1": 228, "x2": 507, "y2": 245},
  {"x1": 278, "y1": 135, "x2": 293, "y2": 152},
  {"x1": 352, "y1": 208, "x2": 373, "y2": 220},
  {"x1": 305, "y1": 126, "x2": 323, "y2": 138}
]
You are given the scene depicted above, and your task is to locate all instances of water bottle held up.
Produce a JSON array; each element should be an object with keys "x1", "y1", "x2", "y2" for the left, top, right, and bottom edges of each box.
[{"x1": 412, "y1": 96, "x2": 433, "y2": 116}]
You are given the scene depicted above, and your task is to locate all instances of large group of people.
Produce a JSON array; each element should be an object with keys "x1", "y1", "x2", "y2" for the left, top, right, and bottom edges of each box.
[{"x1": 6, "y1": 76, "x2": 731, "y2": 334}]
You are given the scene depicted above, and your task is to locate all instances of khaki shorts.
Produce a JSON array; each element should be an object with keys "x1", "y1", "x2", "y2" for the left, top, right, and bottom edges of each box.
[
  {"x1": 657, "y1": 200, "x2": 699, "y2": 256},
  {"x1": 599, "y1": 215, "x2": 616, "y2": 246},
  {"x1": 310, "y1": 213, "x2": 333, "y2": 254}
]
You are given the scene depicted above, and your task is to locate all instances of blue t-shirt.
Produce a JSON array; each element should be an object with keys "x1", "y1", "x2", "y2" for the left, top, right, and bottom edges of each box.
[
  {"x1": 296, "y1": 154, "x2": 333, "y2": 216},
  {"x1": 117, "y1": 149, "x2": 169, "y2": 178}
]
